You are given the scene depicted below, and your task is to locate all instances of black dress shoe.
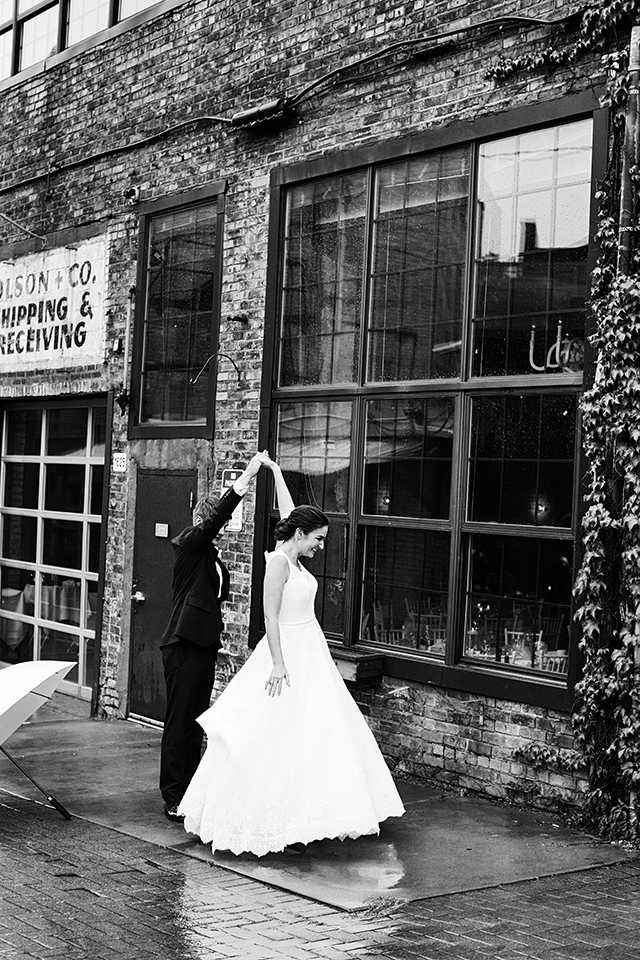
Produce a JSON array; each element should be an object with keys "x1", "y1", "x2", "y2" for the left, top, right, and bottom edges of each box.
[{"x1": 164, "y1": 803, "x2": 185, "y2": 823}]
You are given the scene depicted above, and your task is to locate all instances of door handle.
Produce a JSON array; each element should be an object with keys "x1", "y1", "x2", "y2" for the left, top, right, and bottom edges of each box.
[{"x1": 131, "y1": 591, "x2": 146, "y2": 603}]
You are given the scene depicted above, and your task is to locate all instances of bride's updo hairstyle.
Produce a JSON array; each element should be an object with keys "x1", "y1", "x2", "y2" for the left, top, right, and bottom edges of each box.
[{"x1": 274, "y1": 505, "x2": 329, "y2": 544}]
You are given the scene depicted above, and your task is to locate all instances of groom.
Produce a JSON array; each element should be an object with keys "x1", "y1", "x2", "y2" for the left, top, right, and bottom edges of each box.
[{"x1": 159, "y1": 451, "x2": 267, "y2": 822}]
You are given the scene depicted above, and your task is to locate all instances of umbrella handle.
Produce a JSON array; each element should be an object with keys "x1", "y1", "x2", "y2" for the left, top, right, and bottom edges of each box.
[
  {"x1": 0, "y1": 745, "x2": 72, "y2": 820},
  {"x1": 47, "y1": 795, "x2": 72, "y2": 820}
]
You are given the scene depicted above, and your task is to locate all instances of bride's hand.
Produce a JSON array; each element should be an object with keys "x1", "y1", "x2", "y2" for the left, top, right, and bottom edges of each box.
[{"x1": 265, "y1": 663, "x2": 290, "y2": 697}]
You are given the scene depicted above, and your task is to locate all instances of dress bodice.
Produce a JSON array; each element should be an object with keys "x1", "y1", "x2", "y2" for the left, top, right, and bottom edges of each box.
[{"x1": 266, "y1": 551, "x2": 318, "y2": 626}]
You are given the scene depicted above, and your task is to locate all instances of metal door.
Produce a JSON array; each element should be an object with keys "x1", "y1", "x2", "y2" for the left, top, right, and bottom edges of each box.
[{"x1": 128, "y1": 469, "x2": 196, "y2": 723}]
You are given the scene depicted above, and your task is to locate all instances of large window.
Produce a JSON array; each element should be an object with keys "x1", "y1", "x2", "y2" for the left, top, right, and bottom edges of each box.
[
  {"x1": 266, "y1": 110, "x2": 595, "y2": 699},
  {"x1": 130, "y1": 184, "x2": 225, "y2": 438},
  {"x1": 0, "y1": 401, "x2": 106, "y2": 698},
  {"x1": 0, "y1": 0, "x2": 165, "y2": 81}
]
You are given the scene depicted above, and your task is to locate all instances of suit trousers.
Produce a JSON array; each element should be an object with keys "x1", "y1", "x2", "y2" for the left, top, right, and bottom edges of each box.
[{"x1": 160, "y1": 638, "x2": 217, "y2": 807}]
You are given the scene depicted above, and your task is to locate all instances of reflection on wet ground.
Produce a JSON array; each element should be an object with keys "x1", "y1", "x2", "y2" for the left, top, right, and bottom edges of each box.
[{"x1": 3, "y1": 699, "x2": 637, "y2": 912}]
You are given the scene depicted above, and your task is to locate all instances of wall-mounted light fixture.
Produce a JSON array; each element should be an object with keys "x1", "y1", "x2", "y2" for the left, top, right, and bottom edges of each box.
[
  {"x1": 123, "y1": 186, "x2": 140, "y2": 206},
  {"x1": 115, "y1": 390, "x2": 130, "y2": 414},
  {"x1": 190, "y1": 352, "x2": 242, "y2": 387}
]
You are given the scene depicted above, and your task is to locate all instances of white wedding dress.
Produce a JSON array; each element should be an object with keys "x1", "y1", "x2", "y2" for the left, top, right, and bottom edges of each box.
[{"x1": 178, "y1": 550, "x2": 405, "y2": 856}]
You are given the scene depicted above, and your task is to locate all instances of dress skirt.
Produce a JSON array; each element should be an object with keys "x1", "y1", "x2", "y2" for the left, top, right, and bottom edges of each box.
[{"x1": 178, "y1": 609, "x2": 405, "y2": 857}]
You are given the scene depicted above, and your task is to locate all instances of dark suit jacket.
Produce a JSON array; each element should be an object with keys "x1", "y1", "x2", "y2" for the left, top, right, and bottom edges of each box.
[{"x1": 159, "y1": 485, "x2": 243, "y2": 649}]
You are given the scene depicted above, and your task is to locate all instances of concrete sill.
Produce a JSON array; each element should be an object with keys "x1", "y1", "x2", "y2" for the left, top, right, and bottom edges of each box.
[{"x1": 328, "y1": 644, "x2": 384, "y2": 684}]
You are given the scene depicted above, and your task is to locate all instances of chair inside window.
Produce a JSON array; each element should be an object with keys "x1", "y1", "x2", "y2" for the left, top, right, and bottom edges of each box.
[
  {"x1": 541, "y1": 650, "x2": 568, "y2": 672},
  {"x1": 539, "y1": 616, "x2": 568, "y2": 672},
  {"x1": 373, "y1": 602, "x2": 387, "y2": 642},
  {"x1": 503, "y1": 626, "x2": 539, "y2": 667}
]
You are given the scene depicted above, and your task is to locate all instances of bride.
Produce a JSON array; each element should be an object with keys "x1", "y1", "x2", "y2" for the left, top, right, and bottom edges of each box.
[{"x1": 178, "y1": 454, "x2": 404, "y2": 856}]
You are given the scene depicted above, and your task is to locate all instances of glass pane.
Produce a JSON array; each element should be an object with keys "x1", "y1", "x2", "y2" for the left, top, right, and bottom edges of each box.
[
  {"x1": 19, "y1": 5, "x2": 58, "y2": 70},
  {"x1": 6, "y1": 408, "x2": 42, "y2": 455},
  {"x1": 275, "y1": 400, "x2": 352, "y2": 514},
  {"x1": 468, "y1": 394, "x2": 576, "y2": 528},
  {"x1": 140, "y1": 202, "x2": 217, "y2": 423},
  {"x1": 473, "y1": 118, "x2": 592, "y2": 378},
  {"x1": 38, "y1": 574, "x2": 81, "y2": 626},
  {"x1": 0, "y1": 566, "x2": 33, "y2": 657},
  {"x1": 464, "y1": 534, "x2": 572, "y2": 675},
  {"x1": 279, "y1": 173, "x2": 367, "y2": 386},
  {"x1": 361, "y1": 527, "x2": 450, "y2": 653},
  {"x1": 0, "y1": 29, "x2": 12, "y2": 83},
  {"x1": 86, "y1": 580, "x2": 97, "y2": 630},
  {"x1": 90, "y1": 465, "x2": 103, "y2": 515},
  {"x1": 91, "y1": 407, "x2": 106, "y2": 457},
  {"x1": 310, "y1": 519, "x2": 347, "y2": 637},
  {"x1": 88, "y1": 522, "x2": 100, "y2": 572},
  {"x1": 119, "y1": 0, "x2": 155, "y2": 17},
  {"x1": 46, "y1": 407, "x2": 88, "y2": 457},
  {"x1": 4, "y1": 462, "x2": 39, "y2": 508},
  {"x1": 84, "y1": 633, "x2": 96, "y2": 685},
  {"x1": 45, "y1": 463, "x2": 85, "y2": 513},
  {"x1": 43, "y1": 518, "x2": 83, "y2": 569},
  {"x1": 0, "y1": 0, "x2": 13, "y2": 22},
  {"x1": 2, "y1": 514, "x2": 37, "y2": 562},
  {"x1": 368, "y1": 148, "x2": 469, "y2": 382},
  {"x1": 364, "y1": 397, "x2": 454, "y2": 519},
  {"x1": 67, "y1": 0, "x2": 109, "y2": 46},
  {"x1": 40, "y1": 628, "x2": 78, "y2": 682}
]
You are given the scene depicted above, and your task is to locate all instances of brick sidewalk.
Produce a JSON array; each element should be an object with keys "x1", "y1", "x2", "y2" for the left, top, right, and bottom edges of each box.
[{"x1": 2, "y1": 792, "x2": 640, "y2": 960}]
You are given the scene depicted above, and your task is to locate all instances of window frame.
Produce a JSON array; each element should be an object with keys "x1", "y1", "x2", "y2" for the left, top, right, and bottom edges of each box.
[
  {"x1": 0, "y1": 0, "x2": 184, "y2": 88},
  {"x1": 0, "y1": 394, "x2": 110, "y2": 700},
  {"x1": 255, "y1": 92, "x2": 606, "y2": 712},
  {"x1": 129, "y1": 182, "x2": 226, "y2": 440}
]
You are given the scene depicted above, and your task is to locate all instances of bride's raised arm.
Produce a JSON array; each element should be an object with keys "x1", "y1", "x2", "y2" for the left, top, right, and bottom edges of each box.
[{"x1": 263, "y1": 454, "x2": 295, "y2": 520}]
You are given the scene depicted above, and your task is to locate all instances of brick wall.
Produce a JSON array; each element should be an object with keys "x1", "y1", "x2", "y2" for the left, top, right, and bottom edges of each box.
[
  {"x1": 0, "y1": 0, "x2": 610, "y2": 802},
  {"x1": 353, "y1": 677, "x2": 588, "y2": 811}
]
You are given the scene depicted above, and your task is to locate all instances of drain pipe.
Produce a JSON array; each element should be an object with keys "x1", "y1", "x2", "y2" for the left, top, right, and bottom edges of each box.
[
  {"x1": 617, "y1": 25, "x2": 640, "y2": 836},
  {"x1": 617, "y1": 25, "x2": 640, "y2": 276}
]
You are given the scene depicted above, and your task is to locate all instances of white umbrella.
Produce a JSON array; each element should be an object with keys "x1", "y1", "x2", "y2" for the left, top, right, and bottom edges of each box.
[{"x1": 0, "y1": 660, "x2": 77, "y2": 819}]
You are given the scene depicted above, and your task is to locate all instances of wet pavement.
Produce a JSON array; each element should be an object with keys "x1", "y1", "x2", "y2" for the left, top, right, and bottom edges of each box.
[{"x1": 1, "y1": 693, "x2": 640, "y2": 958}]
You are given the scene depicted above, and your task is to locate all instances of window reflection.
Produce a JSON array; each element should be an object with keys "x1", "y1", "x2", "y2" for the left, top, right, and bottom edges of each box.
[
  {"x1": 91, "y1": 407, "x2": 106, "y2": 457},
  {"x1": 361, "y1": 527, "x2": 450, "y2": 653},
  {"x1": 280, "y1": 174, "x2": 366, "y2": 387},
  {"x1": 20, "y1": 6, "x2": 58, "y2": 69},
  {"x1": 275, "y1": 400, "x2": 351, "y2": 513},
  {"x1": 46, "y1": 408, "x2": 88, "y2": 457},
  {"x1": 1, "y1": 30, "x2": 12, "y2": 82},
  {"x1": 6, "y1": 409, "x2": 42, "y2": 456},
  {"x1": 140, "y1": 203, "x2": 217, "y2": 424},
  {"x1": 473, "y1": 119, "x2": 592, "y2": 378},
  {"x1": 45, "y1": 464, "x2": 85, "y2": 513},
  {"x1": 364, "y1": 397, "x2": 454, "y2": 519},
  {"x1": 2, "y1": 515, "x2": 37, "y2": 562},
  {"x1": 119, "y1": 0, "x2": 156, "y2": 18},
  {"x1": 67, "y1": 0, "x2": 109, "y2": 46},
  {"x1": 464, "y1": 535, "x2": 572, "y2": 674},
  {"x1": 469, "y1": 394, "x2": 576, "y2": 527},
  {"x1": 368, "y1": 149, "x2": 469, "y2": 382},
  {"x1": 4, "y1": 463, "x2": 39, "y2": 509},
  {"x1": 43, "y1": 518, "x2": 83, "y2": 570}
]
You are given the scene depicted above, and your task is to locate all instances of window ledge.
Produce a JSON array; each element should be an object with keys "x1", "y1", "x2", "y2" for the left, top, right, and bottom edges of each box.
[{"x1": 328, "y1": 644, "x2": 384, "y2": 684}]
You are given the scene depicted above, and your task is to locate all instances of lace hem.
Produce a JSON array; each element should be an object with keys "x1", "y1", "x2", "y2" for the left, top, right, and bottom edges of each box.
[{"x1": 183, "y1": 804, "x2": 404, "y2": 858}]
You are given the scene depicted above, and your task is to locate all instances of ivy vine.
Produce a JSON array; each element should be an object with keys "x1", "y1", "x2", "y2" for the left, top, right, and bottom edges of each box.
[
  {"x1": 485, "y1": 0, "x2": 640, "y2": 83},
  {"x1": 573, "y1": 48, "x2": 640, "y2": 838},
  {"x1": 485, "y1": 1, "x2": 640, "y2": 839},
  {"x1": 513, "y1": 743, "x2": 586, "y2": 775}
]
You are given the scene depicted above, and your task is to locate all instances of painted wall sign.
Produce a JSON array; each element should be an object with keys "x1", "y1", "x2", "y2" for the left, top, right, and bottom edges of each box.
[{"x1": 0, "y1": 237, "x2": 107, "y2": 370}]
